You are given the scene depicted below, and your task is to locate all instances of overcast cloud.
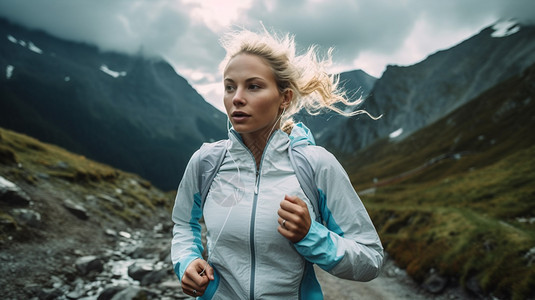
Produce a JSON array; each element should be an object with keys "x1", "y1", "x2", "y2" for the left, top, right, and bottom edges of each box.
[{"x1": 0, "y1": 0, "x2": 534, "y2": 111}]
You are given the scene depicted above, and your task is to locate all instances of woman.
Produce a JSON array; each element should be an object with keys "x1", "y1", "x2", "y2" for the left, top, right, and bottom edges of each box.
[{"x1": 171, "y1": 28, "x2": 383, "y2": 299}]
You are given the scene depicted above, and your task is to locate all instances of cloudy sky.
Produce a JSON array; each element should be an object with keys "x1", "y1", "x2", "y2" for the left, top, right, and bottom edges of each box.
[{"x1": 1, "y1": 0, "x2": 534, "y2": 111}]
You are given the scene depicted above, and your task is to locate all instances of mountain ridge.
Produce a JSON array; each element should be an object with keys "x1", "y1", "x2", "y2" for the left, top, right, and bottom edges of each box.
[
  {"x1": 0, "y1": 17, "x2": 227, "y2": 190},
  {"x1": 324, "y1": 21, "x2": 535, "y2": 154}
]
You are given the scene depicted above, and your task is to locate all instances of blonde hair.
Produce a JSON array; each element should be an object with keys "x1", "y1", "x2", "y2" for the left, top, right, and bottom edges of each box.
[{"x1": 219, "y1": 28, "x2": 378, "y2": 133}]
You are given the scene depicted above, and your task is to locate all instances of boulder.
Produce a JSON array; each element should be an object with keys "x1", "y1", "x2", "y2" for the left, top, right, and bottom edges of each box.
[
  {"x1": 127, "y1": 262, "x2": 153, "y2": 281},
  {"x1": 0, "y1": 176, "x2": 31, "y2": 206},
  {"x1": 97, "y1": 285, "x2": 127, "y2": 300},
  {"x1": 110, "y1": 286, "x2": 147, "y2": 300},
  {"x1": 12, "y1": 208, "x2": 41, "y2": 227},
  {"x1": 75, "y1": 255, "x2": 103, "y2": 275},
  {"x1": 140, "y1": 269, "x2": 168, "y2": 286},
  {"x1": 63, "y1": 199, "x2": 89, "y2": 220},
  {"x1": 422, "y1": 272, "x2": 448, "y2": 294}
]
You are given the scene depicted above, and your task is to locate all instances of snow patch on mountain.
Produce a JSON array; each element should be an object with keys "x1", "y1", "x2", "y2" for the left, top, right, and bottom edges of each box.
[
  {"x1": 6, "y1": 65, "x2": 14, "y2": 79},
  {"x1": 491, "y1": 20, "x2": 520, "y2": 38},
  {"x1": 99, "y1": 65, "x2": 127, "y2": 78},
  {"x1": 389, "y1": 128, "x2": 403, "y2": 139},
  {"x1": 27, "y1": 41, "x2": 43, "y2": 54},
  {"x1": 7, "y1": 34, "x2": 43, "y2": 54},
  {"x1": 6, "y1": 34, "x2": 43, "y2": 54}
]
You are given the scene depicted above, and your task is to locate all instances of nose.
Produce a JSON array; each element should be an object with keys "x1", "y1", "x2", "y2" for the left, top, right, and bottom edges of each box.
[{"x1": 232, "y1": 86, "x2": 246, "y2": 107}]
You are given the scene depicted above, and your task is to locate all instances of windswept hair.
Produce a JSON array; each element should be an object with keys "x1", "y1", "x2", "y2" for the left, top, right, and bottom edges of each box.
[{"x1": 219, "y1": 27, "x2": 379, "y2": 132}]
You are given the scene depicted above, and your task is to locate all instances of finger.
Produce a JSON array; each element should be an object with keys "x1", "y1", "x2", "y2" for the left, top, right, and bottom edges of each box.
[
  {"x1": 279, "y1": 200, "x2": 300, "y2": 215},
  {"x1": 204, "y1": 262, "x2": 215, "y2": 281},
  {"x1": 284, "y1": 194, "x2": 307, "y2": 206},
  {"x1": 182, "y1": 277, "x2": 207, "y2": 297},
  {"x1": 281, "y1": 195, "x2": 308, "y2": 211},
  {"x1": 183, "y1": 286, "x2": 201, "y2": 297},
  {"x1": 183, "y1": 259, "x2": 210, "y2": 287},
  {"x1": 278, "y1": 217, "x2": 290, "y2": 230},
  {"x1": 279, "y1": 202, "x2": 308, "y2": 221}
]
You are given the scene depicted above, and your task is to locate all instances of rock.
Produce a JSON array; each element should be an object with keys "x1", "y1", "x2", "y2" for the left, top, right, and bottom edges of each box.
[
  {"x1": 159, "y1": 279, "x2": 179, "y2": 290},
  {"x1": 119, "y1": 231, "x2": 131, "y2": 239},
  {"x1": 98, "y1": 193, "x2": 124, "y2": 209},
  {"x1": 55, "y1": 161, "x2": 70, "y2": 169},
  {"x1": 422, "y1": 272, "x2": 448, "y2": 294},
  {"x1": 127, "y1": 262, "x2": 153, "y2": 281},
  {"x1": 97, "y1": 285, "x2": 127, "y2": 300},
  {"x1": 140, "y1": 269, "x2": 168, "y2": 286},
  {"x1": 110, "y1": 286, "x2": 147, "y2": 300},
  {"x1": 75, "y1": 256, "x2": 103, "y2": 275},
  {"x1": 36, "y1": 172, "x2": 50, "y2": 179},
  {"x1": 524, "y1": 246, "x2": 535, "y2": 266},
  {"x1": 65, "y1": 288, "x2": 85, "y2": 300},
  {"x1": 465, "y1": 275, "x2": 483, "y2": 296},
  {"x1": 129, "y1": 245, "x2": 159, "y2": 259},
  {"x1": 105, "y1": 228, "x2": 118, "y2": 237},
  {"x1": 12, "y1": 208, "x2": 42, "y2": 227},
  {"x1": 0, "y1": 213, "x2": 17, "y2": 231},
  {"x1": 158, "y1": 246, "x2": 171, "y2": 262},
  {"x1": 0, "y1": 176, "x2": 31, "y2": 206},
  {"x1": 36, "y1": 287, "x2": 63, "y2": 300},
  {"x1": 63, "y1": 199, "x2": 89, "y2": 220}
]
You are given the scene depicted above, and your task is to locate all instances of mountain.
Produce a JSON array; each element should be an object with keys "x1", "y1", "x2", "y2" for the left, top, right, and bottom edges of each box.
[
  {"x1": 325, "y1": 20, "x2": 535, "y2": 154},
  {"x1": 294, "y1": 69, "x2": 376, "y2": 143},
  {"x1": 347, "y1": 61, "x2": 535, "y2": 299},
  {"x1": 0, "y1": 18, "x2": 227, "y2": 191}
]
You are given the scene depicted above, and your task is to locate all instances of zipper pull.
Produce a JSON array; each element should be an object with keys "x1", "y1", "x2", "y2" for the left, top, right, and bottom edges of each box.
[{"x1": 254, "y1": 170, "x2": 259, "y2": 195}]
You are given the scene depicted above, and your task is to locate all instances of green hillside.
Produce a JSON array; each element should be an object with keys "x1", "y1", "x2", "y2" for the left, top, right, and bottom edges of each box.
[
  {"x1": 347, "y1": 64, "x2": 535, "y2": 299},
  {"x1": 0, "y1": 126, "x2": 172, "y2": 243}
]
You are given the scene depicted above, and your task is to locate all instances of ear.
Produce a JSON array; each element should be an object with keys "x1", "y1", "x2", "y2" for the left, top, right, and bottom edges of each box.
[{"x1": 280, "y1": 89, "x2": 293, "y2": 109}]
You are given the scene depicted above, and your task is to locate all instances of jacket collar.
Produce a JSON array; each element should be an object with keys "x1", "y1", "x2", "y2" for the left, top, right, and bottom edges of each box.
[
  {"x1": 289, "y1": 122, "x2": 316, "y2": 147},
  {"x1": 226, "y1": 122, "x2": 316, "y2": 156}
]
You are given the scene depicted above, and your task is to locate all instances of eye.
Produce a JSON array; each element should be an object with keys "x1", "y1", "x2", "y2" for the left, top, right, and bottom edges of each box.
[
  {"x1": 249, "y1": 84, "x2": 261, "y2": 90},
  {"x1": 225, "y1": 85, "x2": 236, "y2": 92}
]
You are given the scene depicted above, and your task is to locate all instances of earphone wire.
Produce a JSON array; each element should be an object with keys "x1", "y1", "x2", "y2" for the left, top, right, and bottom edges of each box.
[
  {"x1": 200, "y1": 108, "x2": 285, "y2": 276},
  {"x1": 200, "y1": 117, "x2": 243, "y2": 276}
]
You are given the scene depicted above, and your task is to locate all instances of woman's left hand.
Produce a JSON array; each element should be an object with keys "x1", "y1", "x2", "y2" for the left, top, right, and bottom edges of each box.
[{"x1": 277, "y1": 195, "x2": 312, "y2": 243}]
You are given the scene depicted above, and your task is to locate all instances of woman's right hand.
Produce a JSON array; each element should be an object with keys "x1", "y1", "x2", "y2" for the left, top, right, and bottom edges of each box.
[{"x1": 181, "y1": 258, "x2": 214, "y2": 297}]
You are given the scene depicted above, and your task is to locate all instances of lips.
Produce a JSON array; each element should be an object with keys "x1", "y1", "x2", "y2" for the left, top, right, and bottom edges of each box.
[
  {"x1": 231, "y1": 111, "x2": 251, "y2": 122},
  {"x1": 232, "y1": 111, "x2": 250, "y2": 117}
]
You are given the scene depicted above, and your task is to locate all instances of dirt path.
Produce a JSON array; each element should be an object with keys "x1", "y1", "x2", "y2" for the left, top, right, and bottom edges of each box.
[{"x1": 315, "y1": 258, "x2": 475, "y2": 300}]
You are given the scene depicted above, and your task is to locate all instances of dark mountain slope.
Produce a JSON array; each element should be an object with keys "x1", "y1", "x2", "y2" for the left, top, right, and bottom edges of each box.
[
  {"x1": 294, "y1": 69, "x2": 376, "y2": 144},
  {"x1": 327, "y1": 21, "x2": 535, "y2": 154},
  {"x1": 0, "y1": 18, "x2": 226, "y2": 190}
]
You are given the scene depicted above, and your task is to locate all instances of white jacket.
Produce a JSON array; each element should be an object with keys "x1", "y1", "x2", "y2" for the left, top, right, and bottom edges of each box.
[{"x1": 171, "y1": 125, "x2": 383, "y2": 299}]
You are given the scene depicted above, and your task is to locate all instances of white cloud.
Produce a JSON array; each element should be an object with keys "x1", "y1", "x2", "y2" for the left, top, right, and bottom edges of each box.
[
  {"x1": 0, "y1": 0, "x2": 534, "y2": 112},
  {"x1": 182, "y1": 0, "x2": 253, "y2": 32}
]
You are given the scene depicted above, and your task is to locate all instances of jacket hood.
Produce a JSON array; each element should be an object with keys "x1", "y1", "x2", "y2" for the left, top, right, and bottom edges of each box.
[{"x1": 289, "y1": 122, "x2": 316, "y2": 147}]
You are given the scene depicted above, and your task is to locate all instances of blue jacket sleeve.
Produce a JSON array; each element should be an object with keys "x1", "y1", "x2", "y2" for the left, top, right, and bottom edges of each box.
[
  {"x1": 170, "y1": 149, "x2": 205, "y2": 281},
  {"x1": 293, "y1": 146, "x2": 384, "y2": 281}
]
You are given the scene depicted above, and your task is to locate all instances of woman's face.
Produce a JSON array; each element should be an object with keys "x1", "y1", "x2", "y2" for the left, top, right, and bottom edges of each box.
[{"x1": 223, "y1": 53, "x2": 285, "y2": 138}]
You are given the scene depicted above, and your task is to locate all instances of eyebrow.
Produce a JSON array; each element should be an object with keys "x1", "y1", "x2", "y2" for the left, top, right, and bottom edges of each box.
[{"x1": 224, "y1": 77, "x2": 265, "y2": 83}]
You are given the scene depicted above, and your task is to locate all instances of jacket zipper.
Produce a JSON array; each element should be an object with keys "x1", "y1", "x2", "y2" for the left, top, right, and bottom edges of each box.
[{"x1": 230, "y1": 130, "x2": 276, "y2": 300}]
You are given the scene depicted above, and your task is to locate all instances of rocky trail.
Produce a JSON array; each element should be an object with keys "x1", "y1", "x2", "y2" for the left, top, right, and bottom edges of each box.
[
  {"x1": 1, "y1": 221, "x2": 476, "y2": 300},
  {"x1": 0, "y1": 172, "x2": 476, "y2": 300}
]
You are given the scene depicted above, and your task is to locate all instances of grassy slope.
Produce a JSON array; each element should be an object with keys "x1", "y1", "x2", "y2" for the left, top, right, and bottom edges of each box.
[
  {"x1": 0, "y1": 126, "x2": 177, "y2": 297},
  {"x1": 345, "y1": 64, "x2": 535, "y2": 299},
  {"x1": 0, "y1": 126, "x2": 173, "y2": 243}
]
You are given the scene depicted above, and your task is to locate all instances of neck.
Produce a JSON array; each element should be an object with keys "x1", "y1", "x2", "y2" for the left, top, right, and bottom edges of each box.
[{"x1": 240, "y1": 126, "x2": 279, "y2": 168}]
